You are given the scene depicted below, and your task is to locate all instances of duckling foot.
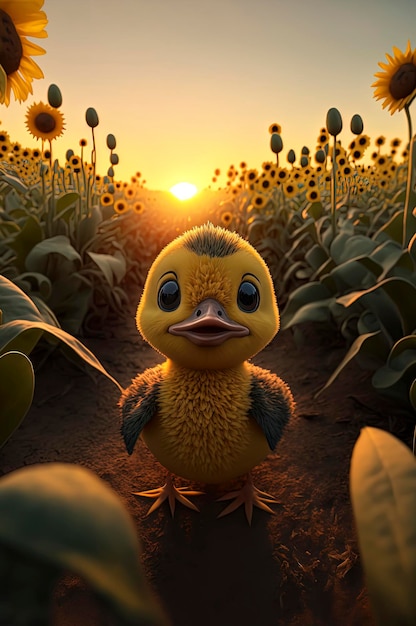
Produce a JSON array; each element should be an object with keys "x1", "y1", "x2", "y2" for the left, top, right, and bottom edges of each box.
[
  {"x1": 133, "y1": 474, "x2": 204, "y2": 517},
  {"x1": 217, "y1": 474, "x2": 279, "y2": 525}
]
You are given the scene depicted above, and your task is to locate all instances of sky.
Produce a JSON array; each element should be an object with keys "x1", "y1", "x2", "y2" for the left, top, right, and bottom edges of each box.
[{"x1": 1, "y1": 0, "x2": 416, "y2": 191}]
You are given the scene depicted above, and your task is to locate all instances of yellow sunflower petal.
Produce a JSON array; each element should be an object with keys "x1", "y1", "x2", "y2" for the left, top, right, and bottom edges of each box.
[
  {"x1": 18, "y1": 54, "x2": 44, "y2": 79},
  {"x1": 20, "y1": 38, "x2": 46, "y2": 56}
]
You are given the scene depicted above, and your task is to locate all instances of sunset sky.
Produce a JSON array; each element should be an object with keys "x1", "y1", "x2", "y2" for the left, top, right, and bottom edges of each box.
[{"x1": 2, "y1": 0, "x2": 416, "y2": 191}]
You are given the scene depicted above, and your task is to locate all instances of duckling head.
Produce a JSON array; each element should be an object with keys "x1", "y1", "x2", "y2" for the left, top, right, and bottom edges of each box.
[{"x1": 137, "y1": 223, "x2": 279, "y2": 370}]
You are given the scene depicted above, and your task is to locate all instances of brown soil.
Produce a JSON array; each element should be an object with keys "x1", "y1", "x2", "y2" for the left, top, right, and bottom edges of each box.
[{"x1": 1, "y1": 304, "x2": 412, "y2": 626}]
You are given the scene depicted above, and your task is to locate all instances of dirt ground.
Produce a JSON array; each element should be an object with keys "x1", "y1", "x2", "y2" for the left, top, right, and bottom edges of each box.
[{"x1": 1, "y1": 301, "x2": 413, "y2": 626}]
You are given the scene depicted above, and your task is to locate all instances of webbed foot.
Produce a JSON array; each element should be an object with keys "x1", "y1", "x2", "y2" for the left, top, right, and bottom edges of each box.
[
  {"x1": 134, "y1": 474, "x2": 204, "y2": 517},
  {"x1": 217, "y1": 473, "x2": 279, "y2": 525}
]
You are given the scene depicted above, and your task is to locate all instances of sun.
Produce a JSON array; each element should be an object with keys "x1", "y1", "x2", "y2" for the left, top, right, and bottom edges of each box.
[{"x1": 169, "y1": 182, "x2": 198, "y2": 200}]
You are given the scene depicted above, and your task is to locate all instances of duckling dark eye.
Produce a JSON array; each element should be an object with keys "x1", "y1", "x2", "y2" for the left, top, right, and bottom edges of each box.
[
  {"x1": 158, "y1": 280, "x2": 181, "y2": 311},
  {"x1": 237, "y1": 281, "x2": 260, "y2": 312}
]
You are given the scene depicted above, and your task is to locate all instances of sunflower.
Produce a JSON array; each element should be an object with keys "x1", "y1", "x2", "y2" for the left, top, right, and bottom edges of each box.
[
  {"x1": 372, "y1": 41, "x2": 416, "y2": 114},
  {"x1": 25, "y1": 101, "x2": 65, "y2": 141},
  {"x1": 268, "y1": 122, "x2": 282, "y2": 134},
  {"x1": 306, "y1": 188, "x2": 321, "y2": 202},
  {"x1": 282, "y1": 181, "x2": 297, "y2": 198},
  {"x1": 0, "y1": 0, "x2": 48, "y2": 106},
  {"x1": 100, "y1": 192, "x2": 113, "y2": 207},
  {"x1": 251, "y1": 193, "x2": 266, "y2": 209},
  {"x1": 221, "y1": 211, "x2": 233, "y2": 226},
  {"x1": 114, "y1": 199, "x2": 128, "y2": 214},
  {"x1": 133, "y1": 201, "x2": 144, "y2": 214}
]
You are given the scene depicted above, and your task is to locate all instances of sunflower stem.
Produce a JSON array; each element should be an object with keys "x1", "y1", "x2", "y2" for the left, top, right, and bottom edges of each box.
[
  {"x1": 405, "y1": 103, "x2": 413, "y2": 146},
  {"x1": 330, "y1": 134, "x2": 338, "y2": 240},
  {"x1": 402, "y1": 131, "x2": 416, "y2": 249}
]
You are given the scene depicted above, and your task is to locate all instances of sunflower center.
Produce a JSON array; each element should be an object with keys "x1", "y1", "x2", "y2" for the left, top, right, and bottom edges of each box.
[
  {"x1": 35, "y1": 113, "x2": 57, "y2": 134},
  {"x1": 389, "y1": 63, "x2": 416, "y2": 99},
  {"x1": 0, "y1": 10, "x2": 23, "y2": 75}
]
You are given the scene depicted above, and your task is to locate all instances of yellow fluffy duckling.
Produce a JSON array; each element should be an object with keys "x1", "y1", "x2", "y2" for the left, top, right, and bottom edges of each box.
[{"x1": 119, "y1": 223, "x2": 295, "y2": 523}]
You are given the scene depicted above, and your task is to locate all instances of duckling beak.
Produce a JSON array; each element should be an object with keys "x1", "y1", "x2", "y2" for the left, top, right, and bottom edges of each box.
[{"x1": 168, "y1": 298, "x2": 249, "y2": 346}]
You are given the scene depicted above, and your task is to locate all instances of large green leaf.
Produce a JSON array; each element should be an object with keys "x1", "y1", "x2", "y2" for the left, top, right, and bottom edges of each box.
[
  {"x1": 315, "y1": 331, "x2": 387, "y2": 397},
  {"x1": 329, "y1": 258, "x2": 378, "y2": 293},
  {"x1": 0, "y1": 171, "x2": 28, "y2": 194},
  {"x1": 0, "y1": 275, "x2": 48, "y2": 324},
  {"x1": 330, "y1": 232, "x2": 378, "y2": 265},
  {"x1": 7, "y1": 215, "x2": 43, "y2": 272},
  {"x1": 55, "y1": 191, "x2": 80, "y2": 217},
  {"x1": 304, "y1": 243, "x2": 329, "y2": 271},
  {"x1": 372, "y1": 336, "x2": 416, "y2": 399},
  {"x1": 0, "y1": 463, "x2": 165, "y2": 625},
  {"x1": 281, "y1": 281, "x2": 333, "y2": 329},
  {"x1": 77, "y1": 205, "x2": 103, "y2": 252},
  {"x1": 25, "y1": 235, "x2": 82, "y2": 274},
  {"x1": 0, "y1": 351, "x2": 34, "y2": 447},
  {"x1": 0, "y1": 319, "x2": 122, "y2": 391},
  {"x1": 350, "y1": 427, "x2": 416, "y2": 626},
  {"x1": 337, "y1": 277, "x2": 416, "y2": 339},
  {"x1": 373, "y1": 209, "x2": 403, "y2": 244},
  {"x1": 87, "y1": 250, "x2": 127, "y2": 287}
]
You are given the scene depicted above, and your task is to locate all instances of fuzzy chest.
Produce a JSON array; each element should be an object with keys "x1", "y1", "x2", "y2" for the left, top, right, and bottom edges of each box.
[{"x1": 142, "y1": 362, "x2": 267, "y2": 482}]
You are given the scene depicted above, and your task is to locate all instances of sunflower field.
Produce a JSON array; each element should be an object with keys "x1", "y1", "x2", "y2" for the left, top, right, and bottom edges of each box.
[
  {"x1": 0, "y1": 18, "x2": 415, "y2": 417},
  {"x1": 1, "y1": 2, "x2": 416, "y2": 621}
]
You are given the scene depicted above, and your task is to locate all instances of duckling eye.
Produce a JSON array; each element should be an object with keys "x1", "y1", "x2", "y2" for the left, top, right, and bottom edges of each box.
[
  {"x1": 158, "y1": 280, "x2": 181, "y2": 311},
  {"x1": 237, "y1": 281, "x2": 259, "y2": 312}
]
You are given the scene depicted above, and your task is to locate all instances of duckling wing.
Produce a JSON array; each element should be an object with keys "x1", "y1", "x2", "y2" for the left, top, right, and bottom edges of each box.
[
  {"x1": 249, "y1": 365, "x2": 295, "y2": 451},
  {"x1": 119, "y1": 365, "x2": 163, "y2": 454}
]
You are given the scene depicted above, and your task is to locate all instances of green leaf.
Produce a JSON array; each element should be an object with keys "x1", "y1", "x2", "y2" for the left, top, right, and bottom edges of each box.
[
  {"x1": 0, "y1": 172, "x2": 28, "y2": 194},
  {"x1": 281, "y1": 281, "x2": 333, "y2": 329},
  {"x1": 87, "y1": 250, "x2": 127, "y2": 287},
  {"x1": 372, "y1": 343, "x2": 416, "y2": 390},
  {"x1": 77, "y1": 206, "x2": 103, "y2": 252},
  {"x1": 14, "y1": 272, "x2": 52, "y2": 299},
  {"x1": 47, "y1": 275, "x2": 92, "y2": 334},
  {"x1": 55, "y1": 191, "x2": 80, "y2": 215},
  {"x1": 0, "y1": 319, "x2": 122, "y2": 391},
  {"x1": 0, "y1": 275, "x2": 49, "y2": 324},
  {"x1": 315, "y1": 331, "x2": 387, "y2": 397},
  {"x1": 0, "y1": 463, "x2": 166, "y2": 625},
  {"x1": 7, "y1": 215, "x2": 43, "y2": 272},
  {"x1": 371, "y1": 239, "x2": 403, "y2": 273},
  {"x1": 337, "y1": 277, "x2": 416, "y2": 338},
  {"x1": 281, "y1": 298, "x2": 334, "y2": 329},
  {"x1": 25, "y1": 235, "x2": 82, "y2": 274},
  {"x1": 410, "y1": 379, "x2": 416, "y2": 411},
  {"x1": 329, "y1": 258, "x2": 377, "y2": 292},
  {"x1": 330, "y1": 232, "x2": 378, "y2": 265},
  {"x1": 350, "y1": 427, "x2": 416, "y2": 626},
  {"x1": 0, "y1": 351, "x2": 34, "y2": 447},
  {"x1": 374, "y1": 209, "x2": 403, "y2": 244},
  {"x1": 301, "y1": 201, "x2": 324, "y2": 221},
  {"x1": 305, "y1": 243, "x2": 329, "y2": 271}
]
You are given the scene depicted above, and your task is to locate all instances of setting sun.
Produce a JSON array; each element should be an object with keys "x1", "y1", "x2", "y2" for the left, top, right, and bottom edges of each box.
[{"x1": 169, "y1": 182, "x2": 198, "y2": 201}]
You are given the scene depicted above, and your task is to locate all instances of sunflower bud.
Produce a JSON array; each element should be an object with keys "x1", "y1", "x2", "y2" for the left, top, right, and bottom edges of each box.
[
  {"x1": 350, "y1": 114, "x2": 363, "y2": 135},
  {"x1": 326, "y1": 107, "x2": 343, "y2": 136},
  {"x1": 107, "y1": 183, "x2": 115, "y2": 193},
  {"x1": 47, "y1": 84, "x2": 63, "y2": 108},
  {"x1": 315, "y1": 149, "x2": 326, "y2": 164},
  {"x1": 300, "y1": 156, "x2": 309, "y2": 167},
  {"x1": 110, "y1": 153, "x2": 119, "y2": 165},
  {"x1": 287, "y1": 149, "x2": 296, "y2": 164},
  {"x1": 107, "y1": 166, "x2": 114, "y2": 177},
  {"x1": 270, "y1": 133, "x2": 283, "y2": 154},
  {"x1": 66, "y1": 149, "x2": 74, "y2": 161},
  {"x1": 85, "y1": 107, "x2": 99, "y2": 128},
  {"x1": 301, "y1": 146, "x2": 310, "y2": 155},
  {"x1": 106, "y1": 134, "x2": 116, "y2": 150}
]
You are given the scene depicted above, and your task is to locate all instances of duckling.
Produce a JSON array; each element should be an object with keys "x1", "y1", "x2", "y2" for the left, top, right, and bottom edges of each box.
[{"x1": 119, "y1": 223, "x2": 295, "y2": 523}]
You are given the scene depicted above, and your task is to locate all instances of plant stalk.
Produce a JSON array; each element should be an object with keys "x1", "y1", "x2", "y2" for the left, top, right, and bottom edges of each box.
[{"x1": 403, "y1": 105, "x2": 416, "y2": 248}]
